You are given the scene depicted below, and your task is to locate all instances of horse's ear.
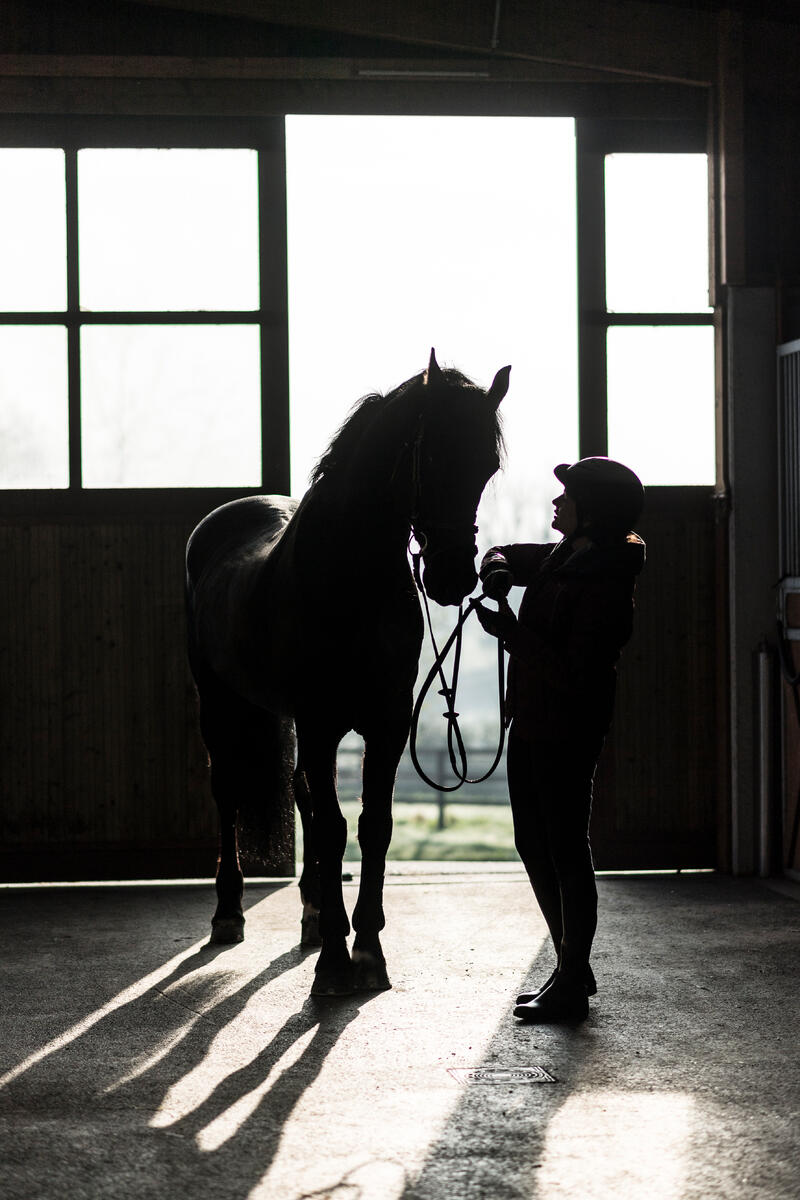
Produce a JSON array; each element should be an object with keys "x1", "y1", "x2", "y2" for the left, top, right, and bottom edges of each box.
[
  {"x1": 424, "y1": 348, "x2": 444, "y2": 389},
  {"x1": 487, "y1": 365, "x2": 511, "y2": 409}
]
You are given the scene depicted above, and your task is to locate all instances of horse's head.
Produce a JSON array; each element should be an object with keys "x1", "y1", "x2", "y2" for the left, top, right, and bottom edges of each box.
[{"x1": 411, "y1": 349, "x2": 509, "y2": 607}]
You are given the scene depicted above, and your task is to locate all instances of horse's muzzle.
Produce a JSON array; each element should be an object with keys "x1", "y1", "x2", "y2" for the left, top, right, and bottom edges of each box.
[{"x1": 422, "y1": 552, "x2": 478, "y2": 607}]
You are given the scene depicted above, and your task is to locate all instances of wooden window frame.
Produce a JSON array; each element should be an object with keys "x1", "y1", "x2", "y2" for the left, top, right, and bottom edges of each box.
[
  {"x1": 575, "y1": 117, "x2": 715, "y2": 462},
  {"x1": 0, "y1": 115, "x2": 289, "y2": 518},
  {"x1": 2, "y1": 111, "x2": 716, "y2": 516}
]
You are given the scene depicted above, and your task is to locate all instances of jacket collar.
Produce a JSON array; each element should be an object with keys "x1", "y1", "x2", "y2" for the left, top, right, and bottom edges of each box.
[{"x1": 553, "y1": 532, "x2": 646, "y2": 577}]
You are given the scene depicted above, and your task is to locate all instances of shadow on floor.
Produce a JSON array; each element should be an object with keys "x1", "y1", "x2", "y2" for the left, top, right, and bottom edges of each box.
[{"x1": 0, "y1": 881, "x2": 382, "y2": 1198}]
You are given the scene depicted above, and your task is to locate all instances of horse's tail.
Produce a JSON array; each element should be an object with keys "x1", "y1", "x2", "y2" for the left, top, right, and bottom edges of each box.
[
  {"x1": 236, "y1": 712, "x2": 296, "y2": 875},
  {"x1": 191, "y1": 662, "x2": 296, "y2": 875}
]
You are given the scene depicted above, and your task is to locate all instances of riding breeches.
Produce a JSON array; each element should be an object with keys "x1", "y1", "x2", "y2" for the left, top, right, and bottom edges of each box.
[{"x1": 506, "y1": 730, "x2": 605, "y2": 973}]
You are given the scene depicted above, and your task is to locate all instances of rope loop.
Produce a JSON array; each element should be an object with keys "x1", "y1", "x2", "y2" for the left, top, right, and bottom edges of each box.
[{"x1": 409, "y1": 579, "x2": 507, "y2": 793}]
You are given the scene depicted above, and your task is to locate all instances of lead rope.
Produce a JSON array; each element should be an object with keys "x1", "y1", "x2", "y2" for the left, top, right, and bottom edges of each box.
[{"x1": 409, "y1": 544, "x2": 507, "y2": 792}]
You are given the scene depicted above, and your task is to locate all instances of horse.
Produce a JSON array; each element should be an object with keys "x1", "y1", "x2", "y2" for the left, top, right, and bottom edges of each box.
[{"x1": 185, "y1": 349, "x2": 509, "y2": 995}]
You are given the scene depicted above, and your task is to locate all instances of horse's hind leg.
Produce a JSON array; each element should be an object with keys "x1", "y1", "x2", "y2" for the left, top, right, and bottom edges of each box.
[{"x1": 197, "y1": 676, "x2": 269, "y2": 944}]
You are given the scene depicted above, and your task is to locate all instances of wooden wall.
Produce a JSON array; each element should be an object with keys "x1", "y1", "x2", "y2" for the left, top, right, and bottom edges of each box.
[
  {"x1": 0, "y1": 497, "x2": 295, "y2": 880},
  {"x1": 592, "y1": 488, "x2": 721, "y2": 869}
]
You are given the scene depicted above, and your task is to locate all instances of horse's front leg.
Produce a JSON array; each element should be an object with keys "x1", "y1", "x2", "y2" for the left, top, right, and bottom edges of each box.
[
  {"x1": 351, "y1": 717, "x2": 408, "y2": 991},
  {"x1": 298, "y1": 725, "x2": 353, "y2": 996},
  {"x1": 294, "y1": 758, "x2": 322, "y2": 947}
]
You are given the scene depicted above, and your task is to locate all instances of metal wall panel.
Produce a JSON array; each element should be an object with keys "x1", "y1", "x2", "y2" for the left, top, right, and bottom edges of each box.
[{"x1": 777, "y1": 340, "x2": 800, "y2": 874}]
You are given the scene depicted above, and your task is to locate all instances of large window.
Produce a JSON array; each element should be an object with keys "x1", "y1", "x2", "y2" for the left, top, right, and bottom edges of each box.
[
  {"x1": 0, "y1": 128, "x2": 287, "y2": 492},
  {"x1": 1, "y1": 117, "x2": 713, "y2": 500},
  {"x1": 605, "y1": 153, "x2": 713, "y2": 485},
  {"x1": 576, "y1": 121, "x2": 714, "y2": 487}
]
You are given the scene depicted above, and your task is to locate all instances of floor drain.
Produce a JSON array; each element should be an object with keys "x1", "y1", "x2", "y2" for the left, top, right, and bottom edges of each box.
[{"x1": 448, "y1": 1066, "x2": 556, "y2": 1084}]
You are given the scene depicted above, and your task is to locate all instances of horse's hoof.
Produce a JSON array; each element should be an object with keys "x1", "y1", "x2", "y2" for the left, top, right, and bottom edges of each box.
[
  {"x1": 352, "y1": 949, "x2": 391, "y2": 992},
  {"x1": 300, "y1": 909, "x2": 322, "y2": 948},
  {"x1": 210, "y1": 917, "x2": 244, "y2": 945},
  {"x1": 311, "y1": 963, "x2": 354, "y2": 997}
]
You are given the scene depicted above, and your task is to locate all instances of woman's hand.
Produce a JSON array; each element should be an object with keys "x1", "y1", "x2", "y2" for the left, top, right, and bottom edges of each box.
[{"x1": 475, "y1": 600, "x2": 517, "y2": 642}]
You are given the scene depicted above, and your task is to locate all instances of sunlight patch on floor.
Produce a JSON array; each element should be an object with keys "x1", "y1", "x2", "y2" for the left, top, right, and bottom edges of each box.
[
  {"x1": 537, "y1": 1090, "x2": 695, "y2": 1199},
  {"x1": 247, "y1": 929, "x2": 549, "y2": 1198},
  {"x1": 149, "y1": 952, "x2": 312, "y2": 1130},
  {"x1": 193, "y1": 1022, "x2": 319, "y2": 1152}
]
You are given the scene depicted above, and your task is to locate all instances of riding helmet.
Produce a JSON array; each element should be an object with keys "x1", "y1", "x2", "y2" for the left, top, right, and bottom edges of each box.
[{"x1": 554, "y1": 457, "x2": 644, "y2": 529}]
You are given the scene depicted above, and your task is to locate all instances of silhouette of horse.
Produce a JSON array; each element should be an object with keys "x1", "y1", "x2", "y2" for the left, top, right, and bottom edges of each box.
[{"x1": 185, "y1": 350, "x2": 509, "y2": 995}]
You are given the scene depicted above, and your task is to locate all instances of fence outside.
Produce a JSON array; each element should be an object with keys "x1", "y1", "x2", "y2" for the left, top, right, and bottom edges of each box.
[{"x1": 336, "y1": 744, "x2": 509, "y2": 830}]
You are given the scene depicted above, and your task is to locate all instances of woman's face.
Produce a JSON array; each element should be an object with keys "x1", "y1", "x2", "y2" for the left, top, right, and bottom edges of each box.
[{"x1": 552, "y1": 491, "x2": 579, "y2": 536}]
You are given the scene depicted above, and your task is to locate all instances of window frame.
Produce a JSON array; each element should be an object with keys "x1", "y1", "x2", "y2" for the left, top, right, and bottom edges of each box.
[
  {"x1": 575, "y1": 117, "x2": 716, "y2": 472},
  {"x1": 0, "y1": 116, "x2": 289, "y2": 516},
  {"x1": 1, "y1": 113, "x2": 717, "y2": 513}
]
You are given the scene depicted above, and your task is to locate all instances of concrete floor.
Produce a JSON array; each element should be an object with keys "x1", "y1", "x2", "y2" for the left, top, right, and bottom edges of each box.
[{"x1": 0, "y1": 865, "x2": 798, "y2": 1200}]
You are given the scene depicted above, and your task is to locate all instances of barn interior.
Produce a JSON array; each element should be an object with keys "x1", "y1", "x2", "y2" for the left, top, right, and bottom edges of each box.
[{"x1": 1, "y1": 2, "x2": 799, "y2": 1197}]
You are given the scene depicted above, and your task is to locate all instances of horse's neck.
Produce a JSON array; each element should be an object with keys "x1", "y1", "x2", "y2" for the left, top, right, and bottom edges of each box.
[
  {"x1": 309, "y1": 478, "x2": 410, "y2": 558},
  {"x1": 292, "y1": 396, "x2": 419, "y2": 581}
]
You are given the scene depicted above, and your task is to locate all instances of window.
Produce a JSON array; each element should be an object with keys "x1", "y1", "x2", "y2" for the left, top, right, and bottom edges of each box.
[
  {"x1": 1, "y1": 118, "x2": 714, "y2": 497},
  {"x1": 576, "y1": 123, "x2": 715, "y2": 487},
  {"x1": 605, "y1": 153, "x2": 713, "y2": 485},
  {"x1": 0, "y1": 133, "x2": 283, "y2": 491},
  {"x1": 286, "y1": 115, "x2": 579, "y2": 546},
  {"x1": 0, "y1": 150, "x2": 69, "y2": 487}
]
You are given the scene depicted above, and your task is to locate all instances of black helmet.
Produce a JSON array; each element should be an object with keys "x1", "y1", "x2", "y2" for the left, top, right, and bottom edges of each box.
[{"x1": 554, "y1": 457, "x2": 644, "y2": 530}]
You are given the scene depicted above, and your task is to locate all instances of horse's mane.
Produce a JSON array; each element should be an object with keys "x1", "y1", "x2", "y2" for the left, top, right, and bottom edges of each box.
[
  {"x1": 310, "y1": 367, "x2": 504, "y2": 487},
  {"x1": 309, "y1": 388, "x2": 404, "y2": 486}
]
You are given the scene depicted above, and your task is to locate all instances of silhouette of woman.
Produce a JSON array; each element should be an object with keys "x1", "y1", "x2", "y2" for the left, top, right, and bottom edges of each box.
[{"x1": 477, "y1": 457, "x2": 645, "y2": 1022}]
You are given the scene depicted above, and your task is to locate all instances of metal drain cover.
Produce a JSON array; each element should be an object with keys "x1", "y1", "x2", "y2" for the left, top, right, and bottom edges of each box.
[{"x1": 448, "y1": 1066, "x2": 556, "y2": 1085}]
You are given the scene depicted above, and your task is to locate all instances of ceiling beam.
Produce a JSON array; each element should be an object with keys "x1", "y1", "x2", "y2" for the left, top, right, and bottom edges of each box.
[
  {"x1": 122, "y1": 0, "x2": 717, "y2": 84},
  {"x1": 0, "y1": 53, "x2": 650, "y2": 86}
]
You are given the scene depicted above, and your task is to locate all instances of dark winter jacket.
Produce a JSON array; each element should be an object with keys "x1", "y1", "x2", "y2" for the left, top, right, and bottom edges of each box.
[{"x1": 482, "y1": 533, "x2": 646, "y2": 741}]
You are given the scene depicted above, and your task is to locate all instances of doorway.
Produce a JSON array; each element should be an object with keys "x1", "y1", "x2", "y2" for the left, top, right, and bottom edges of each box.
[{"x1": 286, "y1": 114, "x2": 719, "y2": 867}]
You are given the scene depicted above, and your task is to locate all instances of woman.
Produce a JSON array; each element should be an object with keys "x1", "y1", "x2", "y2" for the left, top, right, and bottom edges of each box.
[{"x1": 477, "y1": 457, "x2": 645, "y2": 1022}]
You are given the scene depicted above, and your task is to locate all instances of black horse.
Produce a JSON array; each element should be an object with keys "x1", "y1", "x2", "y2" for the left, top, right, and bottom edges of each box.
[{"x1": 185, "y1": 350, "x2": 509, "y2": 995}]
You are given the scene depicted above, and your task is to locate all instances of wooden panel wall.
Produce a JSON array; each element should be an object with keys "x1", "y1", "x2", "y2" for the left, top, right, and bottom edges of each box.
[
  {"x1": 591, "y1": 488, "x2": 721, "y2": 869},
  {"x1": 0, "y1": 504, "x2": 295, "y2": 880}
]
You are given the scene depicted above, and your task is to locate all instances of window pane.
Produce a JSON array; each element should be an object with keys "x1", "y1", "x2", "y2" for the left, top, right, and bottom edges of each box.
[
  {"x1": 0, "y1": 150, "x2": 66, "y2": 311},
  {"x1": 286, "y1": 115, "x2": 578, "y2": 546},
  {"x1": 605, "y1": 154, "x2": 710, "y2": 314},
  {"x1": 81, "y1": 325, "x2": 261, "y2": 487},
  {"x1": 607, "y1": 326, "x2": 715, "y2": 486},
  {"x1": 78, "y1": 150, "x2": 260, "y2": 312},
  {"x1": 0, "y1": 326, "x2": 68, "y2": 487}
]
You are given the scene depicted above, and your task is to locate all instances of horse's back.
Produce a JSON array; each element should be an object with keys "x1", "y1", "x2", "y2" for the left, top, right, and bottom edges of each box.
[
  {"x1": 186, "y1": 494, "x2": 297, "y2": 588},
  {"x1": 186, "y1": 495, "x2": 300, "y2": 707}
]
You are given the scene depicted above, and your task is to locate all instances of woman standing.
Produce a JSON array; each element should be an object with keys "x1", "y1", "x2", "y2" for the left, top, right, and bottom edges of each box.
[{"x1": 477, "y1": 457, "x2": 645, "y2": 1022}]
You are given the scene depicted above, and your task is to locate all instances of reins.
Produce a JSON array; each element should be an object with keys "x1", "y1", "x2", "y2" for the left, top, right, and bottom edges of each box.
[{"x1": 409, "y1": 539, "x2": 507, "y2": 792}]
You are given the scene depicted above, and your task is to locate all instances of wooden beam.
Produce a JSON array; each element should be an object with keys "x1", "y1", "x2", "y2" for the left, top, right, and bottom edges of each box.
[
  {"x1": 0, "y1": 77, "x2": 709, "y2": 121},
  {"x1": 717, "y1": 9, "x2": 747, "y2": 286},
  {"x1": 0, "y1": 53, "x2": 645, "y2": 85}
]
